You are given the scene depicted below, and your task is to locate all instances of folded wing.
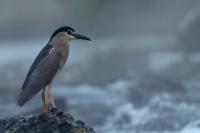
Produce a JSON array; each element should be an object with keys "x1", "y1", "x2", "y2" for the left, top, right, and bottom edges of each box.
[{"x1": 17, "y1": 46, "x2": 60, "y2": 107}]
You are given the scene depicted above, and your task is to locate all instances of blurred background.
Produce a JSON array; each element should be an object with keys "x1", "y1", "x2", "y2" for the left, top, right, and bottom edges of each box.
[{"x1": 1, "y1": 0, "x2": 200, "y2": 133}]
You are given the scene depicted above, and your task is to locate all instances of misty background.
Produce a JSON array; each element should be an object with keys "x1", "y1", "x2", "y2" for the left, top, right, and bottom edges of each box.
[{"x1": 1, "y1": 0, "x2": 200, "y2": 133}]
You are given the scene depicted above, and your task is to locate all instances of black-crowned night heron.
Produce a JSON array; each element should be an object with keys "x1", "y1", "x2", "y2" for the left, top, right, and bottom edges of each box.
[{"x1": 17, "y1": 26, "x2": 91, "y2": 112}]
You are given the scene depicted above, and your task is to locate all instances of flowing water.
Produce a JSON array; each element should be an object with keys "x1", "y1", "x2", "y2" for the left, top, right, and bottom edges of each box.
[{"x1": 0, "y1": 35, "x2": 200, "y2": 133}]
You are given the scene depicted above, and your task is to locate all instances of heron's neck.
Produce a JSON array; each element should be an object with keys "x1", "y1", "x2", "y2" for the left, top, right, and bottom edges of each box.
[{"x1": 50, "y1": 35, "x2": 70, "y2": 46}]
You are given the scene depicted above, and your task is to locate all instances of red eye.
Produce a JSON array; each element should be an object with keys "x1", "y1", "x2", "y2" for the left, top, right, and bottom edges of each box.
[{"x1": 67, "y1": 30, "x2": 72, "y2": 34}]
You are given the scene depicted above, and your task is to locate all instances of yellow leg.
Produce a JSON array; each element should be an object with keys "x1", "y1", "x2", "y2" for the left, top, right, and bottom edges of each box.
[
  {"x1": 47, "y1": 85, "x2": 57, "y2": 109},
  {"x1": 41, "y1": 88, "x2": 48, "y2": 112}
]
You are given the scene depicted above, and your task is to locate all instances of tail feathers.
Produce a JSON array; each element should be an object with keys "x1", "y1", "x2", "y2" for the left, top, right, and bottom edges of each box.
[
  {"x1": 17, "y1": 91, "x2": 27, "y2": 107},
  {"x1": 17, "y1": 89, "x2": 35, "y2": 107},
  {"x1": 17, "y1": 98, "x2": 25, "y2": 107}
]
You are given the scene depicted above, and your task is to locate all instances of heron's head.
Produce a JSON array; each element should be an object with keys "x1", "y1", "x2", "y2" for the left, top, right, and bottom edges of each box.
[{"x1": 50, "y1": 26, "x2": 91, "y2": 42}]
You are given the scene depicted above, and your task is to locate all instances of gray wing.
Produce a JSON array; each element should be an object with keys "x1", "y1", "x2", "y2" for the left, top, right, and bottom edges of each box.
[
  {"x1": 17, "y1": 49, "x2": 60, "y2": 107},
  {"x1": 21, "y1": 44, "x2": 52, "y2": 90}
]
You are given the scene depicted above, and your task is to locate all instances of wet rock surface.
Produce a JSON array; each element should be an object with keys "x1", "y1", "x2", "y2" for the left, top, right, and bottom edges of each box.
[{"x1": 0, "y1": 110, "x2": 95, "y2": 133}]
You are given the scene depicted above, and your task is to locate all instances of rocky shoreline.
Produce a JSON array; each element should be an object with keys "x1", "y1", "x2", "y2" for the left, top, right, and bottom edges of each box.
[{"x1": 0, "y1": 109, "x2": 95, "y2": 133}]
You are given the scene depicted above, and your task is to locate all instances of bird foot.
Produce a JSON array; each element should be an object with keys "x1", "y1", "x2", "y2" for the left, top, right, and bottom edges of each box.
[
  {"x1": 42, "y1": 106, "x2": 48, "y2": 113},
  {"x1": 49, "y1": 107, "x2": 58, "y2": 113}
]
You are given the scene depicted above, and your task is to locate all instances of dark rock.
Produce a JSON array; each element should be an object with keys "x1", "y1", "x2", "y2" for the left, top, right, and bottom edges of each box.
[{"x1": 0, "y1": 110, "x2": 95, "y2": 133}]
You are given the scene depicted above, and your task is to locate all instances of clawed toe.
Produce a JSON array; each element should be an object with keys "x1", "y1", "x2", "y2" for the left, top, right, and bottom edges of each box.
[{"x1": 49, "y1": 107, "x2": 58, "y2": 112}]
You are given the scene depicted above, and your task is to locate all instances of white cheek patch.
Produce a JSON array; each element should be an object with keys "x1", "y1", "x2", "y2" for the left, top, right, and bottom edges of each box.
[{"x1": 69, "y1": 35, "x2": 75, "y2": 39}]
